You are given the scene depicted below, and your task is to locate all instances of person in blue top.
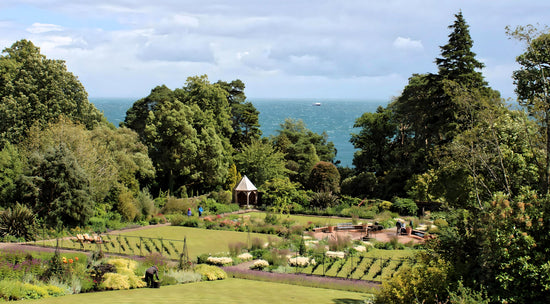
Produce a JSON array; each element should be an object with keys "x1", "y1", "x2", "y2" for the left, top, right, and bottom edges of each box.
[
  {"x1": 198, "y1": 205, "x2": 203, "y2": 217},
  {"x1": 187, "y1": 208, "x2": 192, "y2": 217}
]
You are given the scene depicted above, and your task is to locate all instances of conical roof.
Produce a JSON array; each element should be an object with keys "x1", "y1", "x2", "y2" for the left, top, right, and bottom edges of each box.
[{"x1": 234, "y1": 175, "x2": 257, "y2": 191}]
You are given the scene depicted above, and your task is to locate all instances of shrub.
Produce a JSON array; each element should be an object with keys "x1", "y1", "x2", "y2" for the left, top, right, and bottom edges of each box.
[
  {"x1": 328, "y1": 234, "x2": 351, "y2": 251},
  {"x1": 237, "y1": 253, "x2": 253, "y2": 261},
  {"x1": 167, "y1": 214, "x2": 186, "y2": 226},
  {"x1": 0, "y1": 203, "x2": 37, "y2": 241},
  {"x1": 194, "y1": 264, "x2": 227, "y2": 281},
  {"x1": 228, "y1": 241, "x2": 247, "y2": 256},
  {"x1": 378, "y1": 201, "x2": 392, "y2": 211},
  {"x1": 100, "y1": 273, "x2": 131, "y2": 290},
  {"x1": 206, "y1": 257, "x2": 233, "y2": 266},
  {"x1": 164, "y1": 269, "x2": 201, "y2": 284},
  {"x1": 88, "y1": 217, "x2": 107, "y2": 233},
  {"x1": 162, "y1": 197, "x2": 192, "y2": 214},
  {"x1": 250, "y1": 259, "x2": 269, "y2": 270},
  {"x1": 183, "y1": 217, "x2": 200, "y2": 227},
  {"x1": 391, "y1": 197, "x2": 418, "y2": 216}
]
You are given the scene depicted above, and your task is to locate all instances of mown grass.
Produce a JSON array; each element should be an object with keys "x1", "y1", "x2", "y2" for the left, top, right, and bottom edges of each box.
[
  {"x1": 17, "y1": 279, "x2": 373, "y2": 304},
  {"x1": 33, "y1": 226, "x2": 277, "y2": 260}
]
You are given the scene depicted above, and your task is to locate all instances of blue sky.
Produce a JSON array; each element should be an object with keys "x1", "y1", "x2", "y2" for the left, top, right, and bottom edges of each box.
[{"x1": 0, "y1": 1, "x2": 547, "y2": 100}]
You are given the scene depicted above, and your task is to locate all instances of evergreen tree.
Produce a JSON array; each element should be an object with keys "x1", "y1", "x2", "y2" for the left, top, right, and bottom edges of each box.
[
  {"x1": 15, "y1": 143, "x2": 93, "y2": 228},
  {"x1": 436, "y1": 11, "x2": 487, "y2": 88}
]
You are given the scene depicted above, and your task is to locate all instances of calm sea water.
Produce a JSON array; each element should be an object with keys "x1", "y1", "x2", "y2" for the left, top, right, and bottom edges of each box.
[{"x1": 91, "y1": 97, "x2": 388, "y2": 167}]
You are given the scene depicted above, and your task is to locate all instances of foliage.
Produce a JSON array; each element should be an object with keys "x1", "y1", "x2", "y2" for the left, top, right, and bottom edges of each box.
[
  {"x1": 308, "y1": 191, "x2": 339, "y2": 209},
  {"x1": 0, "y1": 143, "x2": 23, "y2": 206},
  {"x1": 193, "y1": 264, "x2": 227, "y2": 281},
  {"x1": 0, "y1": 39, "x2": 104, "y2": 148},
  {"x1": 0, "y1": 202, "x2": 37, "y2": 240},
  {"x1": 509, "y1": 25, "x2": 550, "y2": 193},
  {"x1": 308, "y1": 161, "x2": 340, "y2": 193},
  {"x1": 376, "y1": 253, "x2": 451, "y2": 304},
  {"x1": 391, "y1": 197, "x2": 418, "y2": 216},
  {"x1": 350, "y1": 12, "x2": 497, "y2": 200},
  {"x1": 15, "y1": 143, "x2": 93, "y2": 228},
  {"x1": 234, "y1": 139, "x2": 289, "y2": 186},
  {"x1": 272, "y1": 118, "x2": 335, "y2": 186},
  {"x1": 258, "y1": 178, "x2": 307, "y2": 211},
  {"x1": 123, "y1": 76, "x2": 234, "y2": 194}
]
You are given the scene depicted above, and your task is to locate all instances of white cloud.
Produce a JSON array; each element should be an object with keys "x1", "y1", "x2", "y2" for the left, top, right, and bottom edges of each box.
[
  {"x1": 27, "y1": 22, "x2": 64, "y2": 34},
  {"x1": 393, "y1": 37, "x2": 423, "y2": 50}
]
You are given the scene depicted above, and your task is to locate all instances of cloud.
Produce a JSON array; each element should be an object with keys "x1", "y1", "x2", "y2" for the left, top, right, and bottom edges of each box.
[
  {"x1": 393, "y1": 37, "x2": 423, "y2": 50},
  {"x1": 26, "y1": 22, "x2": 64, "y2": 34}
]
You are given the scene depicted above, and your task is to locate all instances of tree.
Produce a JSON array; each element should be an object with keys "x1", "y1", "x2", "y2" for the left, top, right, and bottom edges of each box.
[
  {"x1": 436, "y1": 11, "x2": 487, "y2": 88},
  {"x1": 273, "y1": 118, "x2": 335, "y2": 186},
  {"x1": 0, "y1": 40, "x2": 104, "y2": 147},
  {"x1": 15, "y1": 144, "x2": 93, "y2": 228},
  {"x1": 308, "y1": 161, "x2": 340, "y2": 193},
  {"x1": 124, "y1": 77, "x2": 236, "y2": 194},
  {"x1": 0, "y1": 143, "x2": 24, "y2": 207},
  {"x1": 509, "y1": 25, "x2": 550, "y2": 193},
  {"x1": 351, "y1": 12, "x2": 497, "y2": 199},
  {"x1": 216, "y1": 79, "x2": 262, "y2": 149},
  {"x1": 234, "y1": 139, "x2": 289, "y2": 186}
]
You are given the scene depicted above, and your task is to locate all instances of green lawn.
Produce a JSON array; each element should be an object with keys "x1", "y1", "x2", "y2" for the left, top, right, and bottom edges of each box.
[
  {"x1": 34, "y1": 226, "x2": 277, "y2": 260},
  {"x1": 18, "y1": 279, "x2": 373, "y2": 304}
]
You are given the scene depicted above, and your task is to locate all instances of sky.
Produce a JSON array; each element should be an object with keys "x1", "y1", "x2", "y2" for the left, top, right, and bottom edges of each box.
[{"x1": 0, "y1": 1, "x2": 547, "y2": 100}]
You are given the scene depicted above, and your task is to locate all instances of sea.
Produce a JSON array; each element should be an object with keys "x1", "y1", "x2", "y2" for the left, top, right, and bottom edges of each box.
[{"x1": 90, "y1": 97, "x2": 388, "y2": 167}]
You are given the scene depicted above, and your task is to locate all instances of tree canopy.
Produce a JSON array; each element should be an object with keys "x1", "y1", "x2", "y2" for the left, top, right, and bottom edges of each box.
[{"x1": 0, "y1": 40, "x2": 104, "y2": 147}]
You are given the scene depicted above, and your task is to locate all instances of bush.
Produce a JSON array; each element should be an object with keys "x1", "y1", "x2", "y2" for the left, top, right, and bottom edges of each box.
[
  {"x1": 164, "y1": 269, "x2": 201, "y2": 284},
  {"x1": 88, "y1": 217, "x2": 107, "y2": 233},
  {"x1": 167, "y1": 214, "x2": 186, "y2": 226},
  {"x1": 194, "y1": 264, "x2": 227, "y2": 281},
  {"x1": 162, "y1": 197, "x2": 192, "y2": 214},
  {"x1": 391, "y1": 197, "x2": 418, "y2": 216},
  {"x1": 250, "y1": 259, "x2": 269, "y2": 270},
  {"x1": 0, "y1": 203, "x2": 37, "y2": 241}
]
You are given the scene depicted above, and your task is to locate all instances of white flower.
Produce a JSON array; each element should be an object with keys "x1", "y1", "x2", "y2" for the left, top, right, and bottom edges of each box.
[
  {"x1": 207, "y1": 256, "x2": 233, "y2": 266},
  {"x1": 287, "y1": 256, "x2": 311, "y2": 267},
  {"x1": 250, "y1": 259, "x2": 269, "y2": 269},
  {"x1": 354, "y1": 245, "x2": 366, "y2": 252},
  {"x1": 237, "y1": 253, "x2": 253, "y2": 261},
  {"x1": 326, "y1": 251, "x2": 345, "y2": 259}
]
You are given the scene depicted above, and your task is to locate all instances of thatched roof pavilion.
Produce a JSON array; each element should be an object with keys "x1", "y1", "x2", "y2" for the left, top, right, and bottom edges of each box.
[{"x1": 234, "y1": 175, "x2": 257, "y2": 208}]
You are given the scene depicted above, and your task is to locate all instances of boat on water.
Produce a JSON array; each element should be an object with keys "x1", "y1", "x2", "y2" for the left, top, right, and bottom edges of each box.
[{"x1": 312, "y1": 102, "x2": 321, "y2": 106}]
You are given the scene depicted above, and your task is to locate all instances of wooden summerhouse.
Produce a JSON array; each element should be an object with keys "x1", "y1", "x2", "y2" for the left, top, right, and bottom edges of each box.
[{"x1": 234, "y1": 175, "x2": 258, "y2": 208}]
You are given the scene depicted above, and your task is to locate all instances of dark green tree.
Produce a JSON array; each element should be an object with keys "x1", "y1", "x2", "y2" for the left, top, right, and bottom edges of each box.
[
  {"x1": 436, "y1": 11, "x2": 487, "y2": 88},
  {"x1": 0, "y1": 143, "x2": 24, "y2": 207},
  {"x1": 351, "y1": 12, "x2": 496, "y2": 199},
  {"x1": 273, "y1": 118, "x2": 335, "y2": 186},
  {"x1": 125, "y1": 79, "x2": 232, "y2": 194},
  {"x1": 0, "y1": 40, "x2": 103, "y2": 147},
  {"x1": 216, "y1": 79, "x2": 262, "y2": 149},
  {"x1": 308, "y1": 161, "x2": 340, "y2": 193},
  {"x1": 15, "y1": 144, "x2": 93, "y2": 228}
]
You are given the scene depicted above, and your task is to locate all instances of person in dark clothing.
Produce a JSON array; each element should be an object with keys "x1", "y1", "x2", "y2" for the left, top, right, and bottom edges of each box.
[{"x1": 145, "y1": 265, "x2": 159, "y2": 287}]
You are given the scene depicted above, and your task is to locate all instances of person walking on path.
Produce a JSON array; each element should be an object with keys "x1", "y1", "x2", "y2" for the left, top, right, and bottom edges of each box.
[{"x1": 145, "y1": 265, "x2": 159, "y2": 287}]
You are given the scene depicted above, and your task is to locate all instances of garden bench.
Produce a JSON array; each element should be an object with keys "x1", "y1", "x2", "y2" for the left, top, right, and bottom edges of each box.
[{"x1": 336, "y1": 223, "x2": 355, "y2": 230}]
